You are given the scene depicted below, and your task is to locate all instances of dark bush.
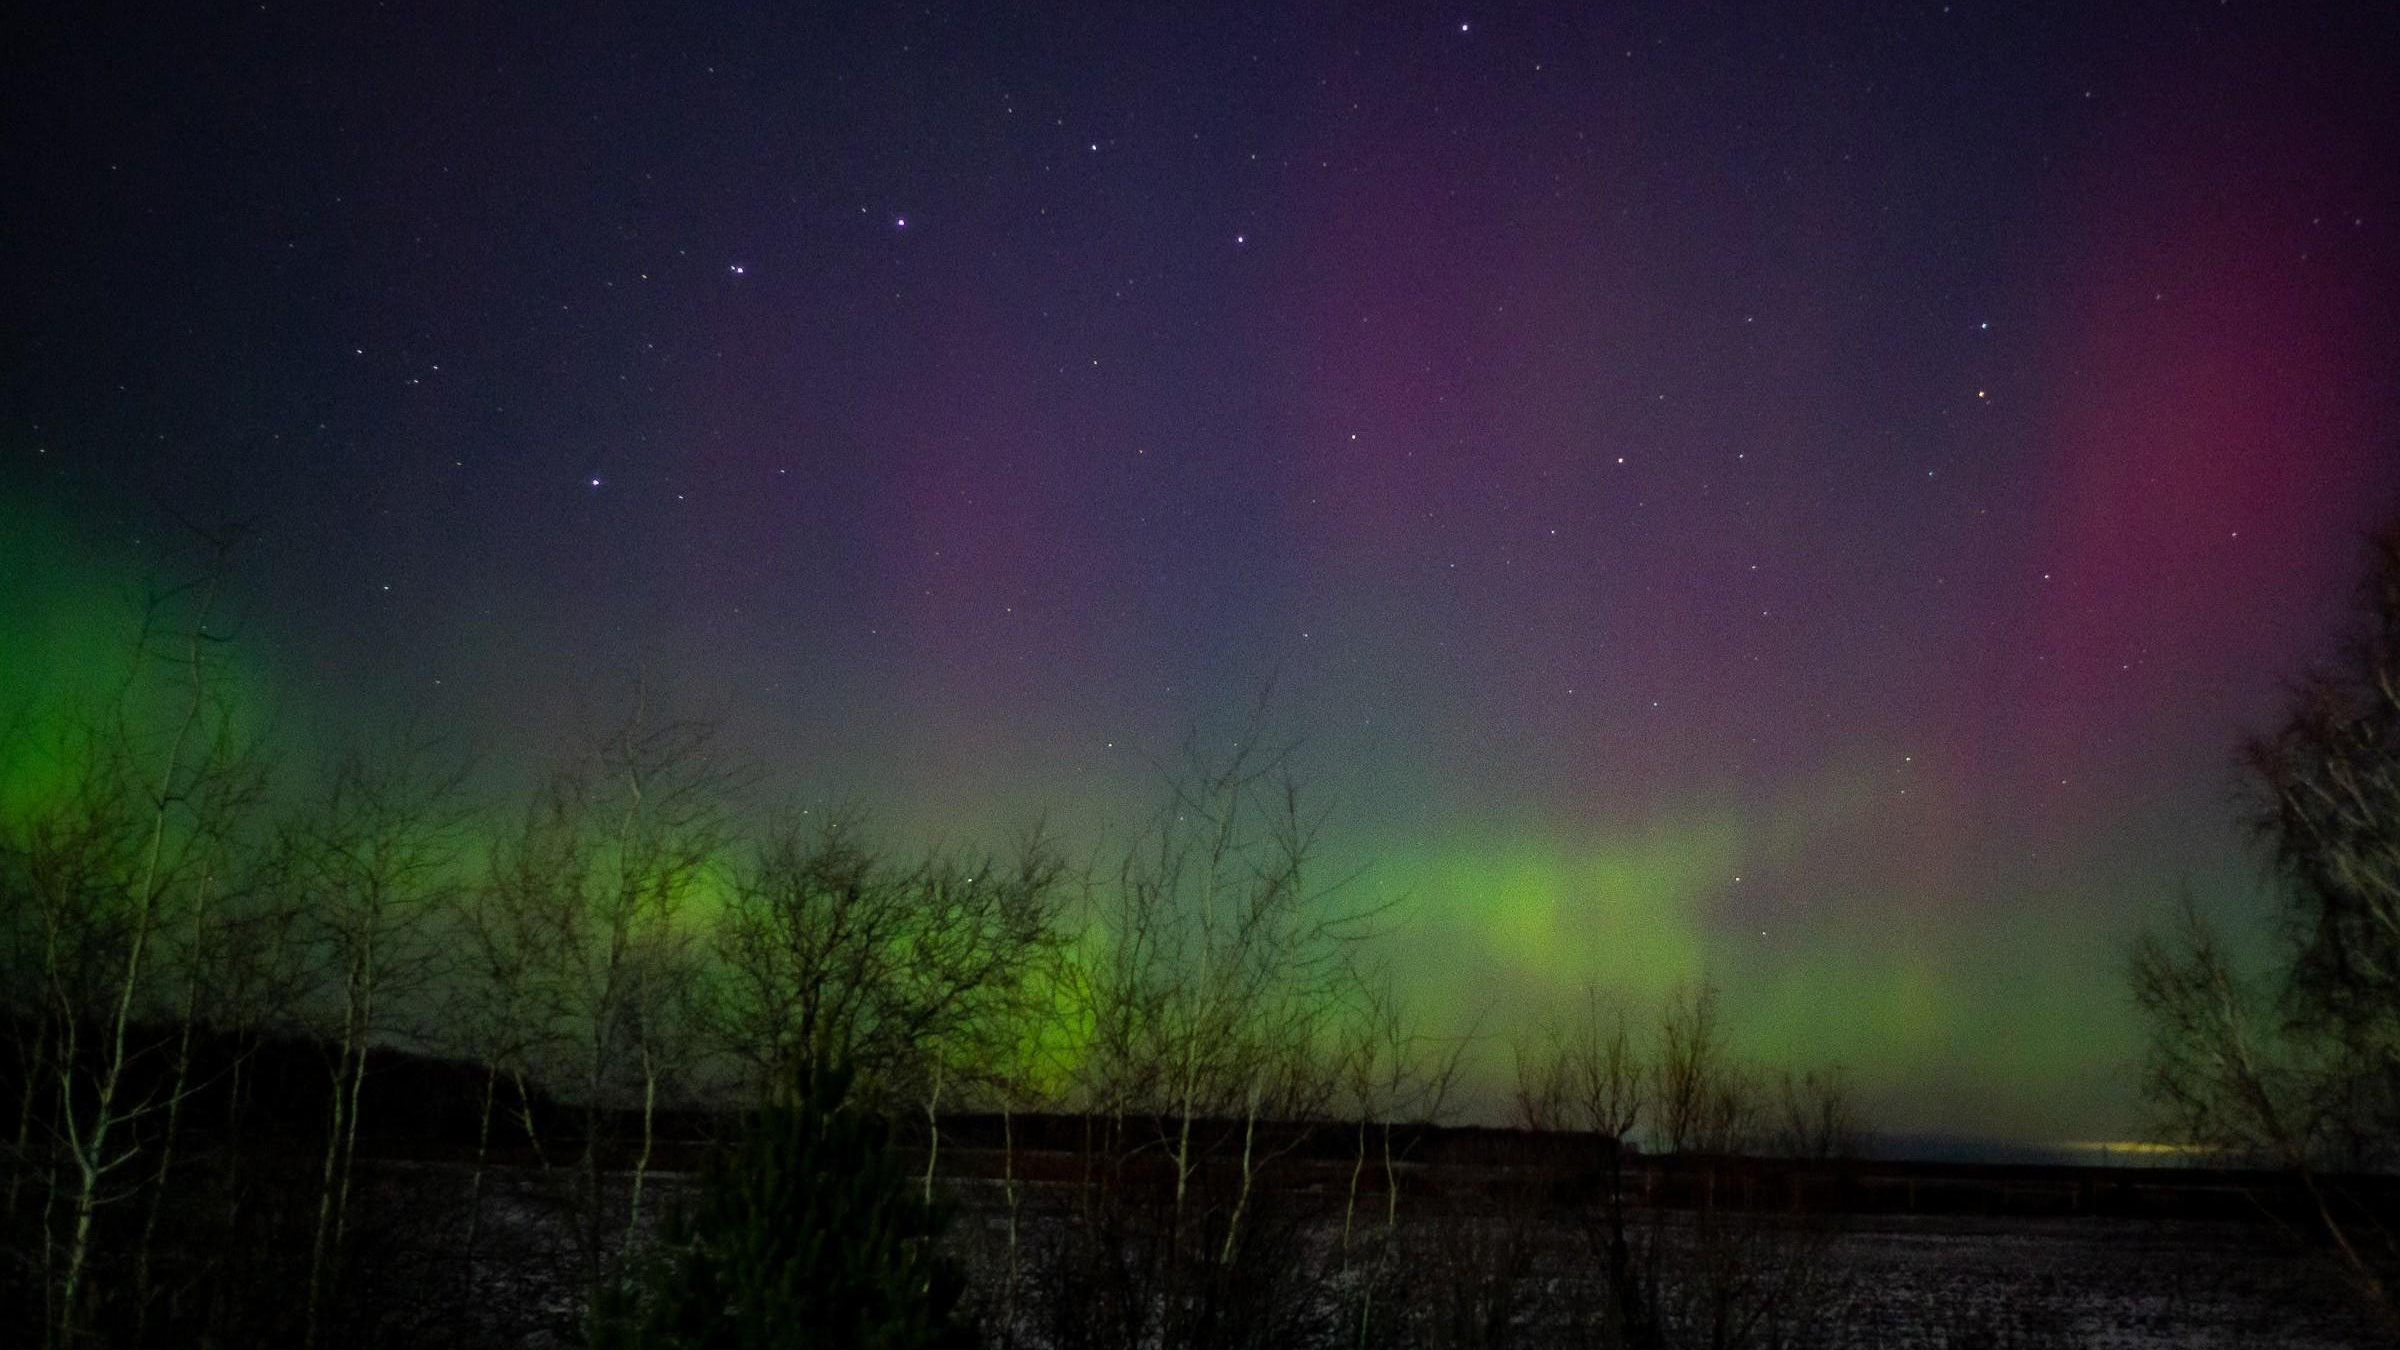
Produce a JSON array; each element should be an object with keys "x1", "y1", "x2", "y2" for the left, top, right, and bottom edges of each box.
[{"x1": 592, "y1": 1059, "x2": 975, "y2": 1350}]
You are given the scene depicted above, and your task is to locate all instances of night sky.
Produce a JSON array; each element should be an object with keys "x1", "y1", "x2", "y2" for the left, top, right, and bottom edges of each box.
[{"x1": 7, "y1": 1, "x2": 2400, "y2": 1143}]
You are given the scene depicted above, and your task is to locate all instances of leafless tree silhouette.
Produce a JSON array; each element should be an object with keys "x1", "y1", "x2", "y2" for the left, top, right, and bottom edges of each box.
[
  {"x1": 1512, "y1": 979, "x2": 1857, "y2": 1350},
  {"x1": 2132, "y1": 519, "x2": 2400, "y2": 1320}
]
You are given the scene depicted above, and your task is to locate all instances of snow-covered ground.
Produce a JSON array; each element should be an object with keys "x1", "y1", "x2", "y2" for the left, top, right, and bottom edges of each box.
[
  {"x1": 353, "y1": 1160, "x2": 2384, "y2": 1348},
  {"x1": 1815, "y1": 1213, "x2": 2373, "y2": 1348}
]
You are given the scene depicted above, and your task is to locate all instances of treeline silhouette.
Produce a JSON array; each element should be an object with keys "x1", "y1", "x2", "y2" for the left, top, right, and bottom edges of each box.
[{"x1": 8, "y1": 556, "x2": 2073, "y2": 1350}]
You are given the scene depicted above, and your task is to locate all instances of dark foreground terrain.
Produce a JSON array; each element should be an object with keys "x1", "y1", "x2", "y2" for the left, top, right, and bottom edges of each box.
[
  {"x1": 321, "y1": 1141, "x2": 2383, "y2": 1350},
  {"x1": 10, "y1": 1041, "x2": 2385, "y2": 1349}
]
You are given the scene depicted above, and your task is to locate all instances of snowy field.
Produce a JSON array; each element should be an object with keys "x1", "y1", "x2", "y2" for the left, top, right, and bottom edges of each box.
[
  {"x1": 353, "y1": 1161, "x2": 2384, "y2": 1349},
  {"x1": 1806, "y1": 1213, "x2": 2373, "y2": 1348}
]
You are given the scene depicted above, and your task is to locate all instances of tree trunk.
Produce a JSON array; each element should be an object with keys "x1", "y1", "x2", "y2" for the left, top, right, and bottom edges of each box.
[
  {"x1": 1341, "y1": 1115, "x2": 1365, "y2": 1253},
  {"x1": 512, "y1": 1065, "x2": 549, "y2": 1169},
  {"x1": 463, "y1": 1055, "x2": 500, "y2": 1286},
  {"x1": 1001, "y1": 1100, "x2": 1020, "y2": 1346},
  {"x1": 625, "y1": 1042, "x2": 657, "y2": 1256},
  {"x1": 304, "y1": 1029, "x2": 355, "y2": 1350},
  {"x1": 135, "y1": 877, "x2": 211, "y2": 1338},
  {"x1": 922, "y1": 1063, "x2": 943, "y2": 1207},
  {"x1": 1220, "y1": 1072, "x2": 1264, "y2": 1265}
]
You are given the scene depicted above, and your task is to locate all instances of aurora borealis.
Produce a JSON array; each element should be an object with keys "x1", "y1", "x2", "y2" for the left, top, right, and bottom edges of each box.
[{"x1": 6, "y1": 1, "x2": 2400, "y2": 1145}]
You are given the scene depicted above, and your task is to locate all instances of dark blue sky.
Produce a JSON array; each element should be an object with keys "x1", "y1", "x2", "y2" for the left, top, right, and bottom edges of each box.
[{"x1": 8, "y1": 0, "x2": 2400, "y2": 1138}]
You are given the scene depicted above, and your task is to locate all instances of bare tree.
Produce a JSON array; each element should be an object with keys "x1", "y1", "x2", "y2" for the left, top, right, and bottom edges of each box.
[
  {"x1": 1767, "y1": 1067, "x2": 1861, "y2": 1163},
  {"x1": 2132, "y1": 520, "x2": 2400, "y2": 1317},
  {"x1": 126, "y1": 798, "x2": 274, "y2": 1342},
  {"x1": 276, "y1": 730, "x2": 471, "y2": 1348},
  {"x1": 463, "y1": 781, "x2": 581, "y2": 1173},
  {"x1": 1111, "y1": 720, "x2": 1366, "y2": 1216},
  {"x1": 1511, "y1": 980, "x2": 1854, "y2": 1350},
  {"x1": 1330, "y1": 969, "x2": 1468, "y2": 1348},
  {"x1": 1339, "y1": 971, "x2": 1466, "y2": 1246},
  {"x1": 180, "y1": 841, "x2": 310, "y2": 1334},
  {"x1": 1514, "y1": 983, "x2": 1656, "y2": 1348},
  {"x1": 450, "y1": 811, "x2": 570, "y2": 1287},
  {"x1": 1028, "y1": 707, "x2": 1380, "y2": 1350},
  {"x1": 1652, "y1": 981, "x2": 1753, "y2": 1158},
  {"x1": 706, "y1": 807, "x2": 1068, "y2": 1108},
  {"x1": 519, "y1": 689, "x2": 730, "y2": 1281},
  {"x1": 1515, "y1": 984, "x2": 1647, "y2": 1142},
  {"x1": 1, "y1": 543, "x2": 270, "y2": 1348}
]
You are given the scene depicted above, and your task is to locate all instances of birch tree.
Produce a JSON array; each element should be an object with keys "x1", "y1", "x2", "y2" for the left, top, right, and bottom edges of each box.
[
  {"x1": 523, "y1": 690, "x2": 729, "y2": 1281},
  {"x1": 2, "y1": 547, "x2": 267, "y2": 1347},
  {"x1": 279, "y1": 731, "x2": 471, "y2": 1348}
]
